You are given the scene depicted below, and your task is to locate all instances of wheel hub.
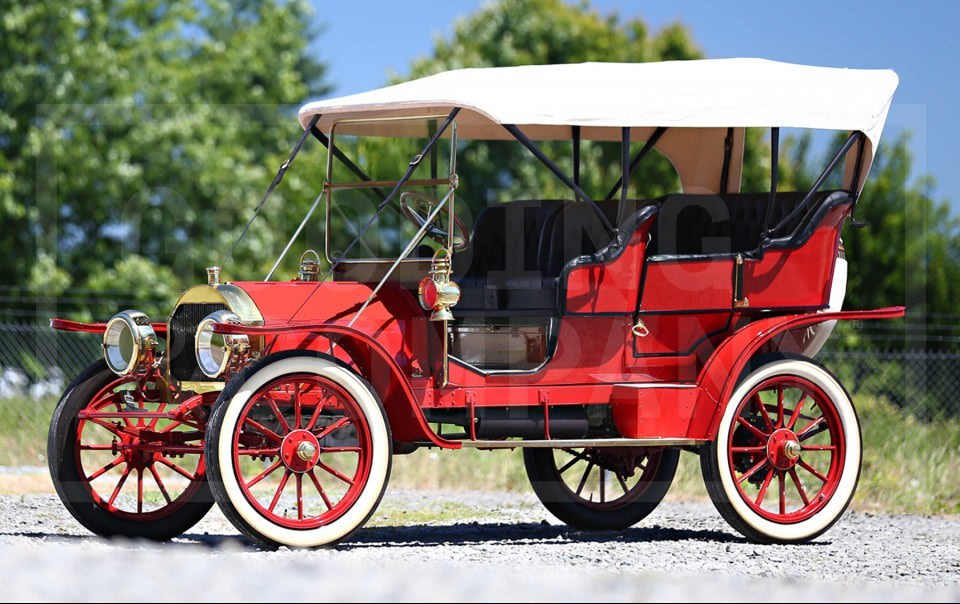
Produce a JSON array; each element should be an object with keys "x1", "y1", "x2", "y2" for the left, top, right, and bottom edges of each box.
[
  {"x1": 281, "y1": 429, "x2": 321, "y2": 473},
  {"x1": 766, "y1": 428, "x2": 801, "y2": 470},
  {"x1": 116, "y1": 430, "x2": 160, "y2": 470}
]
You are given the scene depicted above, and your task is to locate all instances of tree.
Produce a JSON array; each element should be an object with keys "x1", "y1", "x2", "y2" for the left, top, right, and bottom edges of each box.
[
  {"x1": 399, "y1": 0, "x2": 710, "y2": 216},
  {"x1": 0, "y1": 0, "x2": 329, "y2": 320}
]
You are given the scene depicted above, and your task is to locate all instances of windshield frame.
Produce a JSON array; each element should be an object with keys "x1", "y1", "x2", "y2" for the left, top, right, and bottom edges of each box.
[{"x1": 324, "y1": 114, "x2": 459, "y2": 266}]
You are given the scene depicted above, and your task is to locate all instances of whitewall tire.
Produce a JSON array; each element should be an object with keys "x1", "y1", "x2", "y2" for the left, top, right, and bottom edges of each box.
[
  {"x1": 701, "y1": 356, "x2": 861, "y2": 543},
  {"x1": 206, "y1": 351, "x2": 391, "y2": 549}
]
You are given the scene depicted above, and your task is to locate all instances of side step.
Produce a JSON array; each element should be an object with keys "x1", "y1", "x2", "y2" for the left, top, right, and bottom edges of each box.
[{"x1": 461, "y1": 437, "x2": 704, "y2": 449}]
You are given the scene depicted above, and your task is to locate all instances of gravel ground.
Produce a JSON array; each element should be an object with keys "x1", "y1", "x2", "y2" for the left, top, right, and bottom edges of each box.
[{"x1": 1, "y1": 487, "x2": 958, "y2": 602}]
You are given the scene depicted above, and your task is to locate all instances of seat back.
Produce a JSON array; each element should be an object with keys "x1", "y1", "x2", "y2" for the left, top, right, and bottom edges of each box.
[
  {"x1": 460, "y1": 200, "x2": 566, "y2": 284},
  {"x1": 649, "y1": 190, "x2": 850, "y2": 256}
]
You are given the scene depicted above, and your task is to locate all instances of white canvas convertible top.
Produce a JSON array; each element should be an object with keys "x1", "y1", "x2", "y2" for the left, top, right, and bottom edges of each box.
[{"x1": 299, "y1": 59, "x2": 898, "y2": 194}]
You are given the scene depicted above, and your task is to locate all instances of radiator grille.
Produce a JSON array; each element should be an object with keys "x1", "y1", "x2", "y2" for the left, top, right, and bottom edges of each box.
[{"x1": 168, "y1": 302, "x2": 228, "y2": 381}]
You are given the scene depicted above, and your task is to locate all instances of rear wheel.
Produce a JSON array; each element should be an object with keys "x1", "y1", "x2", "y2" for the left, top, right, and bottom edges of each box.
[
  {"x1": 206, "y1": 352, "x2": 391, "y2": 549},
  {"x1": 524, "y1": 446, "x2": 679, "y2": 530},
  {"x1": 47, "y1": 362, "x2": 212, "y2": 540},
  {"x1": 700, "y1": 357, "x2": 861, "y2": 543}
]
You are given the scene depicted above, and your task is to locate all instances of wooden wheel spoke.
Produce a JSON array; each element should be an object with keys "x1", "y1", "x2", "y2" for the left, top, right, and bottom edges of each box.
[
  {"x1": 752, "y1": 394, "x2": 775, "y2": 432},
  {"x1": 87, "y1": 456, "x2": 123, "y2": 481},
  {"x1": 787, "y1": 394, "x2": 807, "y2": 430},
  {"x1": 315, "y1": 460, "x2": 355, "y2": 486},
  {"x1": 736, "y1": 416, "x2": 769, "y2": 441},
  {"x1": 85, "y1": 416, "x2": 127, "y2": 435},
  {"x1": 313, "y1": 416, "x2": 351, "y2": 441},
  {"x1": 295, "y1": 473, "x2": 304, "y2": 520},
  {"x1": 157, "y1": 457, "x2": 196, "y2": 480},
  {"x1": 245, "y1": 459, "x2": 283, "y2": 489},
  {"x1": 755, "y1": 468, "x2": 775, "y2": 506},
  {"x1": 599, "y1": 468, "x2": 606, "y2": 503},
  {"x1": 797, "y1": 417, "x2": 827, "y2": 441},
  {"x1": 268, "y1": 470, "x2": 292, "y2": 512},
  {"x1": 319, "y1": 446, "x2": 361, "y2": 453},
  {"x1": 308, "y1": 470, "x2": 334, "y2": 510},
  {"x1": 237, "y1": 447, "x2": 281, "y2": 456},
  {"x1": 149, "y1": 465, "x2": 173, "y2": 504},
  {"x1": 737, "y1": 457, "x2": 768, "y2": 484},
  {"x1": 731, "y1": 446, "x2": 766, "y2": 453},
  {"x1": 293, "y1": 383, "x2": 303, "y2": 430},
  {"x1": 798, "y1": 459, "x2": 829, "y2": 483},
  {"x1": 788, "y1": 468, "x2": 810, "y2": 505},
  {"x1": 148, "y1": 402, "x2": 167, "y2": 430},
  {"x1": 557, "y1": 450, "x2": 589, "y2": 475},
  {"x1": 136, "y1": 468, "x2": 144, "y2": 514},
  {"x1": 616, "y1": 473, "x2": 630, "y2": 495},
  {"x1": 776, "y1": 386, "x2": 785, "y2": 428},
  {"x1": 778, "y1": 471, "x2": 786, "y2": 515},
  {"x1": 265, "y1": 397, "x2": 292, "y2": 435},
  {"x1": 243, "y1": 417, "x2": 283, "y2": 443},
  {"x1": 107, "y1": 466, "x2": 132, "y2": 507},
  {"x1": 305, "y1": 395, "x2": 333, "y2": 432},
  {"x1": 801, "y1": 445, "x2": 836, "y2": 452},
  {"x1": 575, "y1": 461, "x2": 594, "y2": 497}
]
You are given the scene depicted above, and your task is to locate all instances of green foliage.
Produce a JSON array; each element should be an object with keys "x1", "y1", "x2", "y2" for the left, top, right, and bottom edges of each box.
[
  {"x1": 843, "y1": 133, "x2": 960, "y2": 317},
  {"x1": 2, "y1": 0, "x2": 954, "y2": 332},
  {"x1": 0, "y1": 0, "x2": 330, "y2": 319}
]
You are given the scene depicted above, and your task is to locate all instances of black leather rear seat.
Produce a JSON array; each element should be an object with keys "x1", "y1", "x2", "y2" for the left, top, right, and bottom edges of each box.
[
  {"x1": 647, "y1": 190, "x2": 852, "y2": 257},
  {"x1": 452, "y1": 190, "x2": 850, "y2": 315}
]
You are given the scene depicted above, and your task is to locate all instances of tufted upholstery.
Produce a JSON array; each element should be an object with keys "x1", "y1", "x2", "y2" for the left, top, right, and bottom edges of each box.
[{"x1": 648, "y1": 190, "x2": 850, "y2": 256}]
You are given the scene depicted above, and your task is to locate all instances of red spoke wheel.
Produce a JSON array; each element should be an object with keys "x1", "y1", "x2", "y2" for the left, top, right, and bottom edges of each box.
[
  {"x1": 701, "y1": 356, "x2": 861, "y2": 543},
  {"x1": 47, "y1": 362, "x2": 213, "y2": 540},
  {"x1": 206, "y1": 352, "x2": 391, "y2": 549},
  {"x1": 523, "y1": 446, "x2": 679, "y2": 530}
]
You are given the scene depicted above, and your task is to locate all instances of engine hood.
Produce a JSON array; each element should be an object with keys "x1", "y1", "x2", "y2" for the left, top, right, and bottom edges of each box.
[{"x1": 229, "y1": 281, "x2": 422, "y2": 330}]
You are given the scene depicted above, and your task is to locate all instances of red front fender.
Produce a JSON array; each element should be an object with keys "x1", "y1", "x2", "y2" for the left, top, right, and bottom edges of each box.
[{"x1": 691, "y1": 306, "x2": 905, "y2": 440}]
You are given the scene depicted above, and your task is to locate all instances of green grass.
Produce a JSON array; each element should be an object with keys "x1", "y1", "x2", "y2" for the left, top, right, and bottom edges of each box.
[
  {"x1": 5, "y1": 394, "x2": 959, "y2": 514},
  {"x1": 0, "y1": 396, "x2": 56, "y2": 466}
]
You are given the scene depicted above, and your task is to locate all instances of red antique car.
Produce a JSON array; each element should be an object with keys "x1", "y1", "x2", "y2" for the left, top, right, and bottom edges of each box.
[{"x1": 48, "y1": 59, "x2": 901, "y2": 548}]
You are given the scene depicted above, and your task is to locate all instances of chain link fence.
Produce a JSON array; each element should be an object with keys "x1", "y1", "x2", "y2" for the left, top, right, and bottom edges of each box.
[{"x1": 1, "y1": 318, "x2": 958, "y2": 512}]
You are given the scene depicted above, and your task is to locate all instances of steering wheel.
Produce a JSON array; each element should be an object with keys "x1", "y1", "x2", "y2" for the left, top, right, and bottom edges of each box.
[{"x1": 399, "y1": 191, "x2": 470, "y2": 252}]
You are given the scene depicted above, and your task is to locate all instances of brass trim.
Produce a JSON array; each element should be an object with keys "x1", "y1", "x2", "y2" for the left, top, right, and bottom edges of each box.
[
  {"x1": 167, "y1": 283, "x2": 264, "y2": 385},
  {"x1": 327, "y1": 178, "x2": 452, "y2": 191},
  {"x1": 170, "y1": 284, "x2": 264, "y2": 326},
  {"x1": 179, "y1": 381, "x2": 225, "y2": 394}
]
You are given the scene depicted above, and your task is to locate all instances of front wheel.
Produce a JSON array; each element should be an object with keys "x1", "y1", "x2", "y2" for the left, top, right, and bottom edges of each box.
[
  {"x1": 47, "y1": 361, "x2": 213, "y2": 540},
  {"x1": 524, "y1": 446, "x2": 679, "y2": 530},
  {"x1": 205, "y1": 351, "x2": 392, "y2": 549},
  {"x1": 700, "y1": 357, "x2": 861, "y2": 543}
]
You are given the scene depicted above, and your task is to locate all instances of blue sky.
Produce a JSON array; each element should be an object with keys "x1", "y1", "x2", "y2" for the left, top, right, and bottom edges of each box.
[{"x1": 311, "y1": 1, "x2": 958, "y2": 210}]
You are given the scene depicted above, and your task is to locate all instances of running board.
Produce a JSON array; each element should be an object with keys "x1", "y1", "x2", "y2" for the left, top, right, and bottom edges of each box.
[{"x1": 460, "y1": 437, "x2": 704, "y2": 449}]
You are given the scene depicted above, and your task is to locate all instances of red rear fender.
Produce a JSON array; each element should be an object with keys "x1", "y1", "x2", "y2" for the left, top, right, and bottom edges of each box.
[{"x1": 690, "y1": 307, "x2": 904, "y2": 440}]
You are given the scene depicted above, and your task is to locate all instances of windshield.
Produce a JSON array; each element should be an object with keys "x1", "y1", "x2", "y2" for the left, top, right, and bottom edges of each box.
[{"x1": 326, "y1": 116, "x2": 457, "y2": 263}]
